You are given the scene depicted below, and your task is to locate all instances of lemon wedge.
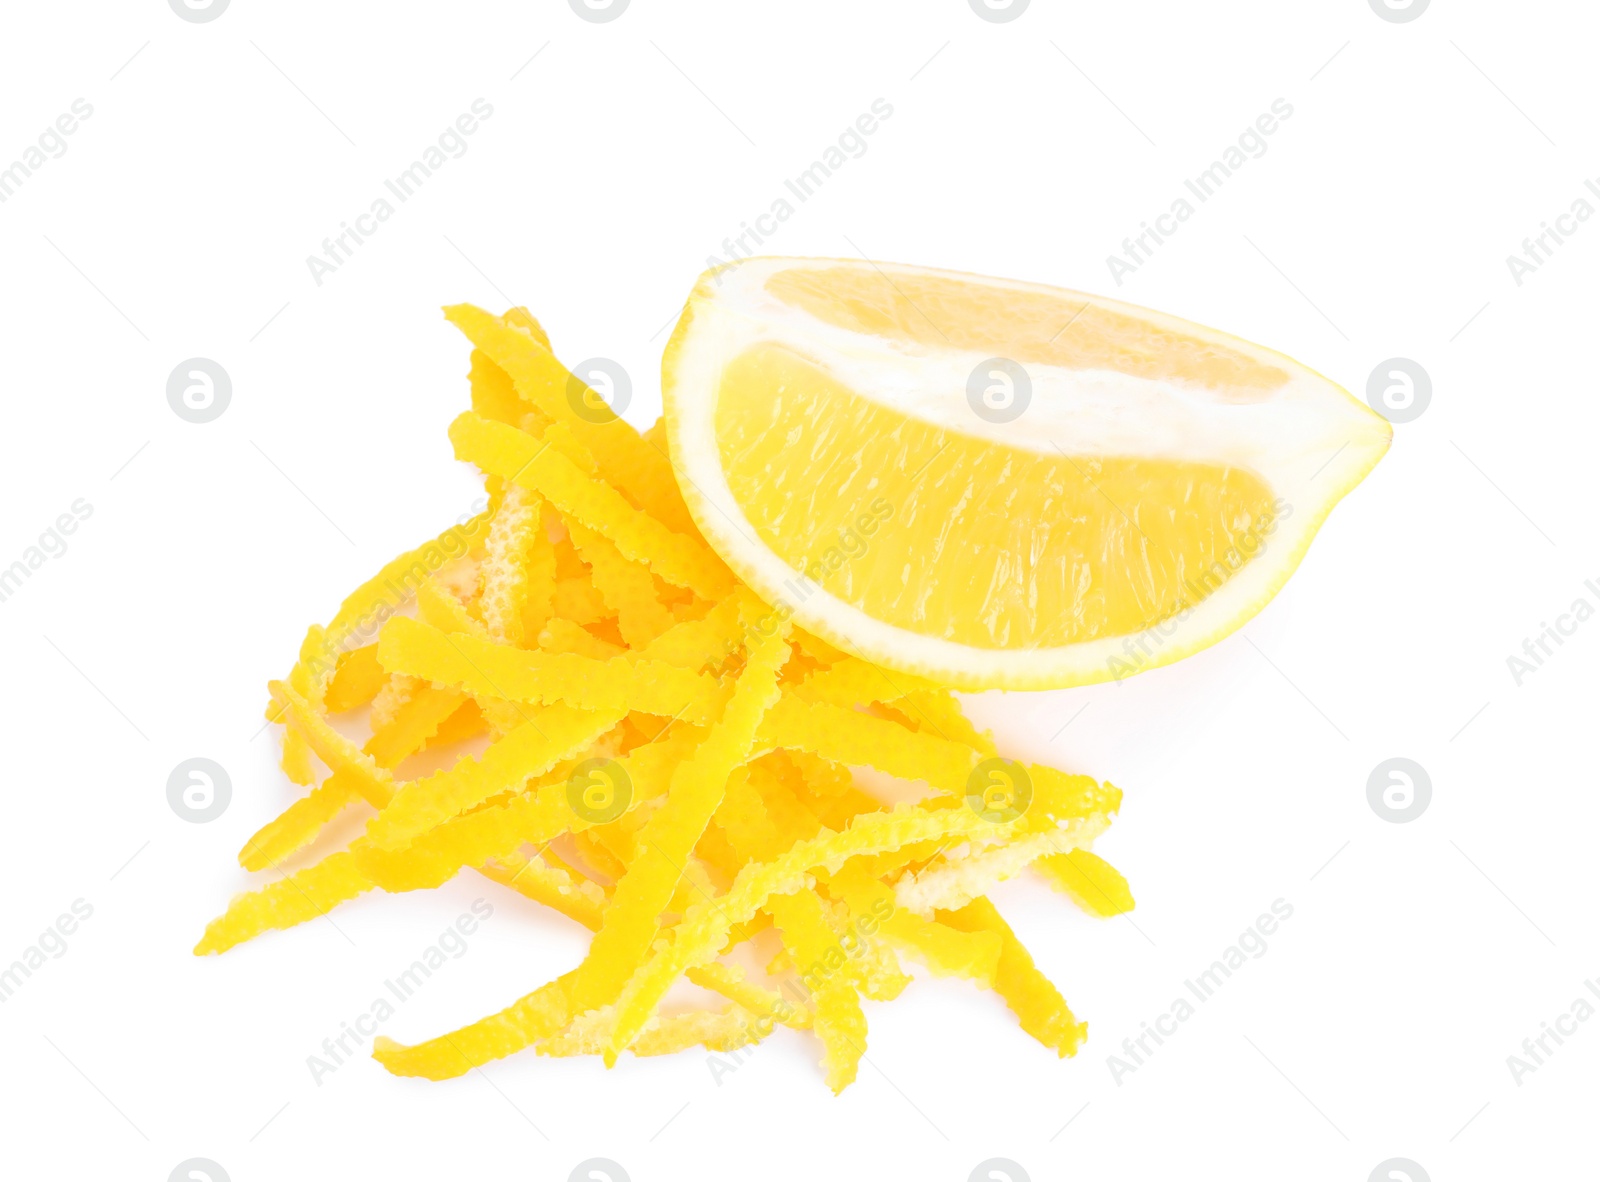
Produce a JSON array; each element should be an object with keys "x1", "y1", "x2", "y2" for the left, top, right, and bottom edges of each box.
[{"x1": 662, "y1": 257, "x2": 1390, "y2": 690}]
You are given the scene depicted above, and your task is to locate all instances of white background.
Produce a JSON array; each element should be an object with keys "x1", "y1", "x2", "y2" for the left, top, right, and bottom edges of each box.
[{"x1": 0, "y1": 1, "x2": 1594, "y2": 1179}]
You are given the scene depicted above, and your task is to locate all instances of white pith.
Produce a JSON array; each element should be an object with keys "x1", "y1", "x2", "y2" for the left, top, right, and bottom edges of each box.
[{"x1": 663, "y1": 256, "x2": 1391, "y2": 690}]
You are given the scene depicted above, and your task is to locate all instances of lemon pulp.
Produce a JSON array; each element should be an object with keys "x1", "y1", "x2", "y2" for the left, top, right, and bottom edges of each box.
[{"x1": 714, "y1": 343, "x2": 1278, "y2": 650}]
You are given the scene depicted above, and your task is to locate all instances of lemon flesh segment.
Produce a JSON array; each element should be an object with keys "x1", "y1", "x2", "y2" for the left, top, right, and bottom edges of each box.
[
  {"x1": 716, "y1": 343, "x2": 1279, "y2": 650},
  {"x1": 664, "y1": 257, "x2": 1391, "y2": 690}
]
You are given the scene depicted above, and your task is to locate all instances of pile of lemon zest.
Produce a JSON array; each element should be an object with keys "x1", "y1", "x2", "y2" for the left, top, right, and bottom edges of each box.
[{"x1": 205, "y1": 305, "x2": 1143, "y2": 1094}]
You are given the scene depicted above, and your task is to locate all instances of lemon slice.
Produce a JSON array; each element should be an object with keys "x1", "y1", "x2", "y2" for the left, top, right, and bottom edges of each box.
[{"x1": 662, "y1": 257, "x2": 1390, "y2": 690}]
